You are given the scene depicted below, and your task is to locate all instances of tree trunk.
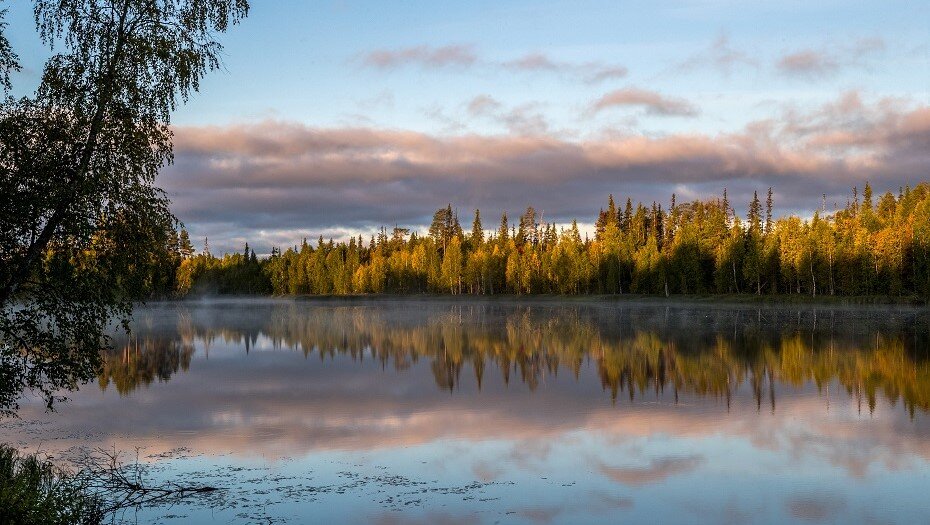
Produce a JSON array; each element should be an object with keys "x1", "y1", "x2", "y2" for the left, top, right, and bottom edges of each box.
[
  {"x1": 810, "y1": 261, "x2": 817, "y2": 297},
  {"x1": 732, "y1": 260, "x2": 739, "y2": 294}
]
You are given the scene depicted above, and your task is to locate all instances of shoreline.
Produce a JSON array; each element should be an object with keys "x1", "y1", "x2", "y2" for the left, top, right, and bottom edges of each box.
[{"x1": 146, "y1": 293, "x2": 929, "y2": 309}]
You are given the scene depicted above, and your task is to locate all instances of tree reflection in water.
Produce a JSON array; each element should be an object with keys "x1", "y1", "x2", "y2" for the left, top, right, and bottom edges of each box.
[{"x1": 101, "y1": 300, "x2": 930, "y2": 416}]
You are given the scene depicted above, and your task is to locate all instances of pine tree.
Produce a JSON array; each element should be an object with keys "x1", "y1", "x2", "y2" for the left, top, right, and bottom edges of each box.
[
  {"x1": 498, "y1": 212, "x2": 510, "y2": 243},
  {"x1": 722, "y1": 188, "x2": 730, "y2": 226},
  {"x1": 765, "y1": 188, "x2": 774, "y2": 236},
  {"x1": 596, "y1": 195, "x2": 618, "y2": 241},
  {"x1": 178, "y1": 229, "x2": 194, "y2": 258},
  {"x1": 428, "y1": 204, "x2": 460, "y2": 252},
  {"x1": 595, "y1": 207, "x2": 608, "y2": 240},
  {"x1": 745, "y1": 192, "x2": 763, "y2": 294},
  {"x1": 668, "y1": 194, "x2": 677, "y2": 240},
  {"x1": 622, "y1": 198, "x2": 633, "y2": 233},
  {"x1": 470, "y1": 209, "x2": 484, "y2": 247},
  {"x1": 748, "y1": 191, "x2": 762, "y2": 236},
  {"x1": 863, "y1": 181, "x2": 873, "y2": 212},
  {"x1": 517, "y1": 207, "x2": 538, "y2": 246}
]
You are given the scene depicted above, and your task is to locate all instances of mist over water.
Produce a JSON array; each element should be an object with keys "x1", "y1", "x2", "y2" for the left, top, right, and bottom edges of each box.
[{"x1": 4, "y1": 298, "x2": 930, "y2": 524}]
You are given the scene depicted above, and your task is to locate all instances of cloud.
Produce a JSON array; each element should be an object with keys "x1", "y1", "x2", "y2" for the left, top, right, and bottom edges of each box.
[
  {"x1": 465, "y1": 95, "x2": 550, "y2": 135},
  {"x1": 503, "y1": 52, "x2": 560, "y2": 72},
  {"x1": 357, "y1": 45, "x2": 626, "y2": 83},
  {"x1": 160, "y1": 93, "x2": 928, "y2": 254},
  {"x1": 584, "y1": 65, "x2": 629, "y2": 84},
  {"x1": 776, "y1": 37, "x2": 886, "y2": 78},
  {"x1": 851, "y1": 37, "x2": 887, "y2": 57},
  {"x1": 498, "y1": 105, "x2": 550, "y2": 135},
  {"x1": 361, "y1": 44, "x2": 477, "y2": 69},
  {"x1": 421, "y1": 104, "x2": 468, "y2": 135},
  {"x1": 466, "y1": 94, "x2": 503, "y2": 116},
  {"x1": 357, "y1": 89, "x2": 395, "y2": 111},
  {"x1": 502, "y1": 52, "x2": 628, "y2": 83},
  {"x1": 676, "y1": 33, "x2": 758, "y2": 75},
  {"x1": 776, "y1": 50, "x2": 839, "y2": 78},
  {"x1": 598, "y1": 455, "x2": 704, "y2": 485},
  {"x1": 590, "y1": 88, "x2": 699, "y2": 117}
]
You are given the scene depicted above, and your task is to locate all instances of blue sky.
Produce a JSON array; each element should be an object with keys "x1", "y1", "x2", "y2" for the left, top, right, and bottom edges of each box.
[{"x1": 5, "y1": 1, "x2": 929, "y2": 254}]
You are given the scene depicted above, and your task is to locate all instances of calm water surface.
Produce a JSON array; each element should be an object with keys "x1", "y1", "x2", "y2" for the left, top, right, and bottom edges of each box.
[{"x1": 3, "y1": 298, "x2": 930, "y2": 524}]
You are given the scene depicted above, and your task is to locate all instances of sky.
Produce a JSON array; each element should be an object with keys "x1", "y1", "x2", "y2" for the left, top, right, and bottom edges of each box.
[{"x1": 5, "y1": 0, "x2": 929, "y2": 255}]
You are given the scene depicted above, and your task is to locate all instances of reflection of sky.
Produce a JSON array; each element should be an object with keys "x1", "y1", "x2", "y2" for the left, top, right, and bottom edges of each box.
[{"x1": 5, "y1": 301, "x2": 930, "y2": 524}]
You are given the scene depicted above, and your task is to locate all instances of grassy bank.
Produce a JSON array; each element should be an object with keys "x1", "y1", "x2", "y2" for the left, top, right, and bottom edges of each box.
[{"x1": 0, "y1": 445, "x2": 102, "y2": 525}]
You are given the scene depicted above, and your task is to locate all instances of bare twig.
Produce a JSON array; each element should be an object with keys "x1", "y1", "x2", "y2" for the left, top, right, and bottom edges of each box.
[{"x1": 72, "y1": 446, "x2": 223, "y2": 515}]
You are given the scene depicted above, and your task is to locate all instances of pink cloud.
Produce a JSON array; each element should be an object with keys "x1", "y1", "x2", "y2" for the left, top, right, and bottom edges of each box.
[
  {"x1": 501, "y1": 52, "x2": 628, "y2": 83},
  {"x1": 361, "y1": 44, "x2": 477, "y2": 69},
  {"x1": 776, "y1": 50, "x2": 839, "y2": 77},
  {"x1": 590, "y1": 88, "x2": 698, "y2": 116},
  {"x1": 776, "y1": 37, "x2": 886, "y2": 78}
]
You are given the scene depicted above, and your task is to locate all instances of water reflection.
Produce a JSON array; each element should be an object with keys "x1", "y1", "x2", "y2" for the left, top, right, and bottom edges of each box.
[
  {"x1": 7, "y1": 299, "x2": 930, "y2": 524},
  {"x1": 104, "y1": 299, "x2": 930, "y2": 415}
]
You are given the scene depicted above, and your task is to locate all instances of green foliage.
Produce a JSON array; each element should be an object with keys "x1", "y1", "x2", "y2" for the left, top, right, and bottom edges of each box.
[
  {"x1": 0, "y1": 10, "x2": 19, "y2": 92},
  {"x1": 0, "y1": 445, "x2": 103, "y2": 525},
  {"x1": 176, "y1": 247, "x2": 270, "y2": 296},
  {"x1": 177, "y1": 183, "x2": 930, "y2": 300},
  {"x1": 0, "y1": 1, "x2": 249, "y2": 414}
]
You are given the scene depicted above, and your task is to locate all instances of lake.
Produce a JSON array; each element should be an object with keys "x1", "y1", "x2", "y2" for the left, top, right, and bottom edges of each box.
[{"x1": 3, "y1": 298, "x2": 930, "y2": 524}]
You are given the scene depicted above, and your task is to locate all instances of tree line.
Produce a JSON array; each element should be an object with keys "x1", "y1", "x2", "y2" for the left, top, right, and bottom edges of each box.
[{"x1": 168, "y1": 182, "x2": 930, "y2": 298}]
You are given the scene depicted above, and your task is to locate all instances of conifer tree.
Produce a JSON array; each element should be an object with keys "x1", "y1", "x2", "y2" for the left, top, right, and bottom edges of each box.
[
  {"x1": 470, "y1": 209, "x2": 484, "y2": 247},
  {"x1": 498, "y1": 212, "x2": 510, "y2": 243},
  {"x1": 765, "y1": 188, "x2": 774, "y2": 236},
  {"x1": 622, "y1": 198, "x2": 633, "y2": 233},
  {"x1": 178, "y1": 229, "x2": 194, "y2": 258},
  {"x1": 748, "y1": 191, "x2": 762, "y2": 236}
]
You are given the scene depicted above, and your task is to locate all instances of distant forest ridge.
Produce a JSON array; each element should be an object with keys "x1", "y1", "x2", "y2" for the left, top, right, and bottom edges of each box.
[{"x1": 159, "y1": 183, "x2": 930, "y2": 298}]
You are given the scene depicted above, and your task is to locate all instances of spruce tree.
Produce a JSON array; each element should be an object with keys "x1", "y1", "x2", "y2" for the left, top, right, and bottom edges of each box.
[
  {"x1": 622, "y1": 198, "x2": 633, "y2": 233},
  {"x1": 765, "y1": 188, "x2": 774, "y2": 236},
  {"x1": 470, "y1": 209, "x2": 484, "y2": 246},
  {"x1": 863, "y1": 182, "x2": 873, "y2": 212},
  {"x1": 498, "y1": 213, "x2": 510, "y2": 243},
  {"x1": 178, "y1": 229, "x2": 194, "y2": 258},
  {"x1": 748, "y1": 191, "x2": 762, "y2": 236}
]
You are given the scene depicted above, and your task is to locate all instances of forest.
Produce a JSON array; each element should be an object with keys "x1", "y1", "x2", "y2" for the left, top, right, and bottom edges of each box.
[{"x1": 160, "y1": 183, "x2": 930, "y2": 298}]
